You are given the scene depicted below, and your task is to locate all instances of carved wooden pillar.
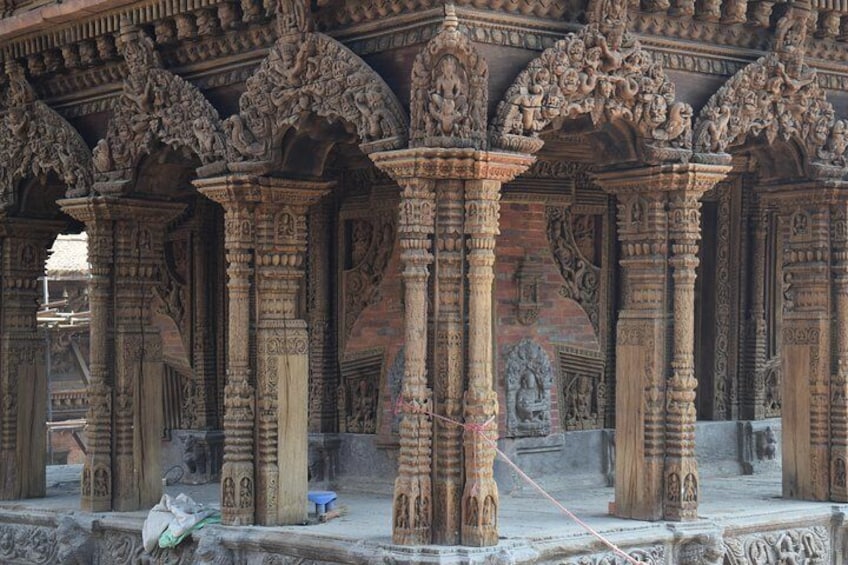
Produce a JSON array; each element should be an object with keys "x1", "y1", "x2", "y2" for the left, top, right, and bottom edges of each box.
[
  {"x1": 741, "y1": 202, "x2": 769, "y2": 420},
  {"x1": 372, "y1": 149, "x2": 532, "y2": 545},
  {"x1": 394, "y1": 176, "x2": 436, "y2": 545},
  {"x1": 595, "y1": 164, "x2": 729, "y2": 521},
  {"x1": 113, "y1": 200, "x2": 183, "y2": 511},
  {"x1": 461, "y1": 177, "x2": 501, "y2": 546},
  {"x1": 307, "y1": 200, "x2": 336, "y2": 433},
  {"x1": 195, "y1": 178, "x2": 259, "y2": 525},
  {"x1": 664, "y1": 190, "x2": 701, "y2": 520},
  {"x1": 60, "y1": 202, "x2": 113, "y2": 512},
  {"x1": 61, "y1": 197, "x2": 183, "y2": 512},
  {"x1": 197, "y1": 175, "x2": 329, "y2": 526},
  {"x1": 0, "y1": 219, "x2": 62, "y2": 500},
  {"x1": 254, "y1": 179, "x2": 330, "y2": 526},
  {"x1": 831, "y1": 196, "x2": 848, "y2": 502},
  {"x1": 433, "y1": 179, "x2": 465, "y2": 545},
  {"x1": 766, "y1": 184, "x2": 831, "y2": 501}
]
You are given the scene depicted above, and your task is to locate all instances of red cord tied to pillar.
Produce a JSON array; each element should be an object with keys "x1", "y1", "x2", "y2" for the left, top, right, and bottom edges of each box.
[{"x1": 391, "y1": 395, "x2": 643, "y2": 564}]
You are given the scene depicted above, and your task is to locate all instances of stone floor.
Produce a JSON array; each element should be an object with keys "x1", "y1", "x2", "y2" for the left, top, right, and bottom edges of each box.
[{"x1": 0, "y1": 463, "x2": 843, "y2": 563}]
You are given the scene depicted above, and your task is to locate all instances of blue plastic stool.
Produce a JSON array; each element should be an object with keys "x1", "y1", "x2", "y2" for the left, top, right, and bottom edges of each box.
[{"x1": 308, "y1": 490, "x2": 337, "y2": 515}]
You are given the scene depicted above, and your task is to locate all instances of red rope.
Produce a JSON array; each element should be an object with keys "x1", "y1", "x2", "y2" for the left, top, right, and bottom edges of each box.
[{"x1": 393, "y1": 398, "x2": 643, "y2": 565}]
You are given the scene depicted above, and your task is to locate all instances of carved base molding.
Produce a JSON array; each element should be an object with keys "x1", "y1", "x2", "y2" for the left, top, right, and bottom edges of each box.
[{"x1": 0, "y1": 506, "x2": 843, "y2": 564}]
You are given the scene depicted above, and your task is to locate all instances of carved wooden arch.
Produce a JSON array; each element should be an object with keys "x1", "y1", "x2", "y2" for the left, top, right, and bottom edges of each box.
[
  {"x1": 409, "y1": 6, "x2": 487, "y2": 149},
  {"x1": 489, "y1": 23, "x2": 693, "y2": 162},
  {"x1": 225, "y1": 31, "x2": 408, "y2": 169},
  {"x1": 0, "y1": 60, "x2": 93, "y2": 202},
  {"x1": 92, "y1": 22, "x2": 230, "y2": 189},
  {"x1": 693, "y1": 4, "x2": 848, "y2": 178},
  {"x1": 693, "y1": 52, "x2": 835, "y2": 163}
]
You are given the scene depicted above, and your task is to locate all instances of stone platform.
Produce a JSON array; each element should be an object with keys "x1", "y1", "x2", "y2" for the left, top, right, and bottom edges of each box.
[{"x1": 0, "y1": 463, "x2": 845, "y2": 564}]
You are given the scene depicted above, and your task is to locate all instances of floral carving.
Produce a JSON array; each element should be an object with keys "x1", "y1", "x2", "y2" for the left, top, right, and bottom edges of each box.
[
  {"x1": 92, "y1": 20, "x2": 230, "y2": 186},
  {"x1": 722, "y1": 526, "x2": 829, "y2": 564},
  {"x1": 0, "y1": 59, "x2": 92, "y2": 201},
  {"x1": 341, "y1": 214, "x2": 396, "y2": 346},
  {"x1": 489, "y1": 13, "x2": 692, "y2": 159},
  {"x1": 226, "y1": 3, "x2": 407, "y2": 167},
  {"x1": 409, "y1": 5, "x2": 487, "y2": 149},
  {"x1": 547, "y1": 207, "x2": 601, "y2": 335}
]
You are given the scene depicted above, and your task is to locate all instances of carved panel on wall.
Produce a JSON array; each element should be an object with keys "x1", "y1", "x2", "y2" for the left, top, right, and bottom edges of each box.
[
  {"x1": 722, "y1": 526, "x2": 829, "y2": 564},
  {"x1": 504, "y1": 339, "x2": 553, "y2": 438},
  {"x1": 547, "y1": 207, "x2": 601, "y2": 335},
  {"x1": 340, "y1": 213, "x2": 396, "y2": 348},
  {"x1": 516, "y1": 253, "x2": 543, "y2": 325},
  {"x1": 338, "y1": 348, "x2": 383, "y2": 434},
  {"x1": 557, "y1": 345, "x2": 606, "y2": 431},
  {"x1": 157, "y1": 235, "x2": 190, "y2": 342},
  {"x1": 386, "y1": 347, "x2": 404, "y2": 436}
]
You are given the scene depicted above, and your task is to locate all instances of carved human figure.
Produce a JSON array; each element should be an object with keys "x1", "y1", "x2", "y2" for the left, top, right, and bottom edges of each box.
[
  {"x1": 682, "y1": 474, "x2": 697, "y2": 503},
  {"x1": 823, "y1": 119, "x2": 848, "y2": 163},
  {"x1": 429, "y1": 55, "x2": 468, "y2": 136},
  {"x1": 667, "y1": 472, "x2": 680, "y2": 502}
]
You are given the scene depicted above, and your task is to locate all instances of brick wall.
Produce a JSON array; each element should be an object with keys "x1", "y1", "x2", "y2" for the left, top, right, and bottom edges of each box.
[{"x1": 495, "y1": 201, "x2": 600, "y2": 435}]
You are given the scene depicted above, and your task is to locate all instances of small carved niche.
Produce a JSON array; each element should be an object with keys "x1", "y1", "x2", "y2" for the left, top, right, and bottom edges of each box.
[
  {"x1": 516, "y1": 253, "x2": 543, "y2": 325},
  {"x1": 505, "y1": 339, "x2": 553, "y2": 438},
  {"x1": 338, "y1": 348, "x2": 384, "y2": 434},
  {"x1": 557, "y1": 346, "x2": 606, "y2": 431}
]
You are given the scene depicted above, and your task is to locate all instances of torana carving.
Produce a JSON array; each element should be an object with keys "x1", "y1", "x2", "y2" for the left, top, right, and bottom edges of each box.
[
  {"x1": 504, "y1": 339, "x2": 553, "y2": 438},
  {"x1": 0, "y1": 59, "x2": 92, "y2": 200},
  {"x1": 547, "y1": 207, "x2": 601, "y2": 334},
  {"x1": 409, "y1": 5, "x2": 487, "y2": 149},
  {"x1": 92, "y1": 20, "x2": 230, "y2": 186},
  {"x1": 722, "y1": 526, "x2": 829, "y2": 564},
  {"x1": 693, "y1": 4, "x2": 845, "y2": 173},
  {"x1": 225, "y1": 1, "x2": 408, "y2": 167},
  {"x1": 490, "y1": 2, "x2": 692, "y2": 159}
]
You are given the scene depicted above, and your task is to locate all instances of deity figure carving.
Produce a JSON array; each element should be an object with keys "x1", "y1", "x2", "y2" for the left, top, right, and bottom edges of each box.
[
  {"x1": 504, "y1": 340, "x2": 553, "y2": 437},
  {"x1": 409, "y1": 5, "x2": 487, "y2": 148}
]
